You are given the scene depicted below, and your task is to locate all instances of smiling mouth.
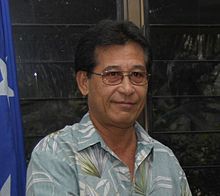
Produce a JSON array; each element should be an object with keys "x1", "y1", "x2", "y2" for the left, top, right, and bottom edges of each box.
[
  {"x1": 117, "y1": 101, "x2": 135, "y2": 105},
  {"x1": 113, "y1": 101, "x2": 136, "y2": 109}
]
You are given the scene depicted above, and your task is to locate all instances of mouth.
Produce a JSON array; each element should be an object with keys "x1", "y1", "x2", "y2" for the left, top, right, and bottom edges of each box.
[
  {"x1": 113, "y1": 101, "x2": 136, "y2": 110},
  {"x1": 117, "y1": 101, "x2": 135, "y2": 105}
]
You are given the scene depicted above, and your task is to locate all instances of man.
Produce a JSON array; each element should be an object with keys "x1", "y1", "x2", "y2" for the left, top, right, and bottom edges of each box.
[{"x1": 26, "y1": 20, "x2": 192, "y2": 195}]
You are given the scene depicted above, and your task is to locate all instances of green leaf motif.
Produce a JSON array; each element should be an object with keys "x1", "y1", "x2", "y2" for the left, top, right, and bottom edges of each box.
[
  {"x1": 134, "y1": 160, "x2": 150, "y2": 195},
  {"x1": 78, "y1": 153, "x2": 101, "y2": 178},
  {"x1": 78, "y1": 145, "x2": 108, "y2": 178}
]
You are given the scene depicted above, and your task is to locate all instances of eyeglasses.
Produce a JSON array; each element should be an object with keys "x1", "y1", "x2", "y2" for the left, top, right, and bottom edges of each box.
[{"x1": 90, "y1": 70, "x2": 149, "y2": 86}]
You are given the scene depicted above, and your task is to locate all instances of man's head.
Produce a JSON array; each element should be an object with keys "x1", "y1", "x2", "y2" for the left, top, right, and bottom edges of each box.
[
  {"x1": 75, "y1": 20, "x2": 151, "y2": 129},
  {"x1": 74, "y1": 20, "x2": 151, "y2": 75}
]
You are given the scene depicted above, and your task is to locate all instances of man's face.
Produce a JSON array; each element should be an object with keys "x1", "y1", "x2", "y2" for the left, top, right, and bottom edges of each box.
[{"x1": 78, "y1": 42, "x2": 148, "y2": 129}]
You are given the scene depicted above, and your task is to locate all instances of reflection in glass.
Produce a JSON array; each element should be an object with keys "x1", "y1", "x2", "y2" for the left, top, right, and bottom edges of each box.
[
  {"x1": 150, "y1": 27, "x2": 220, "y2": 60},
  {"x1": 152, "y1": 61, "x2": 220, "y2": 96},
  {"x1": 149, "y1": 0, "x2": 220, "y2": 24},
  {"x1": 151, "y1": 133, "x2": 220, "y2": 166},
  {"x1": 152, "y1": 98, "x2": 220, "y2": 132},
  {"x1": 185, "y1": 167, "x2": 220, "y2": 196},
  {"x1": 17, "y1": 63, "x2": 82, "y2": 98},
  {"x1": 10, "y1": 0, "x2": 117, "y2": 24},
  {"x1": 21, "y1": 100, "x2": 88, "y2": 137},
  {"x1": 13, "y1": 26, "x2": 88, "y2": 62},
  {"x1": 22, "y1": 99, "x2": 88, "y2": 162}
]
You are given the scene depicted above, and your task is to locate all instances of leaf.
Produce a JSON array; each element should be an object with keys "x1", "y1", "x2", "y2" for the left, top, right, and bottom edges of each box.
[
  {"x1": 96, "y1": 179, "x2": 108, "y2": 189},
  {"x1": 104, "y1": 182, "x2": 110, "y2": 196}
]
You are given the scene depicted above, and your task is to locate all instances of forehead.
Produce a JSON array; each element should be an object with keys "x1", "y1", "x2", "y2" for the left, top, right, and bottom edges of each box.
[{"x1": 94, "y1": 42, "x2": 147, "y2": 70}]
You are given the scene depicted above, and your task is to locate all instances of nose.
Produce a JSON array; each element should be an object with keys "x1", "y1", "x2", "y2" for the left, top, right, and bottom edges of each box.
[{"x1": 118, "y1": 75, "x2": 135, "y2": 95}]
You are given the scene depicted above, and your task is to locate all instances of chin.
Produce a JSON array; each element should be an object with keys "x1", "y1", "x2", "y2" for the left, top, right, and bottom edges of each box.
[{"x1": 111, "y1": 115, "x2": 136, "y2": 126}]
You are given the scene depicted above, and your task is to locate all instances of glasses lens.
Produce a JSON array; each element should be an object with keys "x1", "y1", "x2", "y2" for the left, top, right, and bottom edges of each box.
[
  {"x1": 103, "y1": 71, "x2": 122, "y2": 85},
  {"x1": 130, "y1": 72, "x2": 147, "y2": 84}
]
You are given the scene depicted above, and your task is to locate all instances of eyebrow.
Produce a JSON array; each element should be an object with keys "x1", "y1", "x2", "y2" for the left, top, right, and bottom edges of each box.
[
  {"x1": 132, "y1": 65, "x2": 146, "y2": 70},
  {"x1": 104, "y1": 65, "x2": 146, "y2": 71}
]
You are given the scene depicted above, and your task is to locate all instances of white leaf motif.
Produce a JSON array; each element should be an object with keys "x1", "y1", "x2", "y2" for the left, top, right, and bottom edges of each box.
[
  {"x1": 104, "y1": 182, "x2": 110, "y2": 196},
  {"x1": 96, "y1": 179, "x2": 108, "y2": 189}
]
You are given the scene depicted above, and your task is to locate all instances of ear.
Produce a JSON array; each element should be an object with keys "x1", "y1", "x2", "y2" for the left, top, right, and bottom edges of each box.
[{"x1": 76, "y1": 71, "x2": 89, "y2": 96}]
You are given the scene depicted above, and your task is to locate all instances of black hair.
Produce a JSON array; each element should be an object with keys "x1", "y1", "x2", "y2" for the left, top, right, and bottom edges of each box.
[{"x1": 74, "y1": 20, "x2": 152, "y2": 74}]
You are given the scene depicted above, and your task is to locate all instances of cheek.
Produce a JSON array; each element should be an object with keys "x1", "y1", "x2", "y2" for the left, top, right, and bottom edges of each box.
[
  {"x1": 138, "y1": 87, "x2": 147, "y2": 99},
  {"x1": 88, "y1": 83, "x2": 113, "y2": 107},
  {"x1": 138, "y1": 90, "x2": 147, "y2": 107}
]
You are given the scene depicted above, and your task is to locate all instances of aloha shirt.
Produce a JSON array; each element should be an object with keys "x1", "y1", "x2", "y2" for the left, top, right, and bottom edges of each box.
[{"x1": 26, "y1": 112, "x2": 192, "y2": 196}]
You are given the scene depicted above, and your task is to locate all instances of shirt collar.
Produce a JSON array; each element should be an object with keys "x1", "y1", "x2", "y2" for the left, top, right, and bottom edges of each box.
[
  {"x1": 134, "y1": 122, "x2": 154, "y2": 167},
  {"x1": 76, "y1": 112, "x2": 154, "y2": 153}
]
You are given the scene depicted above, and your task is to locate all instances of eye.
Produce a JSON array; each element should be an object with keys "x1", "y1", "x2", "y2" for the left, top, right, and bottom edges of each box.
[
  {"x1": 103, "y1": 71, "x2": 122, "y2": 84},
  {"x1": 105, "y1": 71, "x2": 121, "y2": 77},
  {"x1": 131, "y1": 72, "x2": 145, "y2": 78}
]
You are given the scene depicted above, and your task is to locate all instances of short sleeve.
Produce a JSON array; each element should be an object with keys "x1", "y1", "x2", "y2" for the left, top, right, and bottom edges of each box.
[
  {"x1": 26, "y1": 150, "x2": 79, "y2": 196},
  {"x1": 180, "y1": 173, "x2": 192, "y2": 196}
]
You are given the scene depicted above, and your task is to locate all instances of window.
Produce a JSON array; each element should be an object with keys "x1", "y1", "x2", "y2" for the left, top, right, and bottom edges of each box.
[
  {"x1": 147, "y1": 0, "x2": 220, "y2": 195},
  {"x1": 10, "y1": 0, "x2": 123, "y2": 162}
]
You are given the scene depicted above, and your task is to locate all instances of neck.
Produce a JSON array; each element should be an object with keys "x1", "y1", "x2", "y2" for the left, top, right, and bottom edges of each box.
[
  {"x1": 90, "y1": 115, "x2": 136, "y2": 149},
  {"x1": 101, "y1": 126, "x2": 136, "y2": 150},
  {"x1": 90, "y1": 114, "x2": 137, "y2": 179}
]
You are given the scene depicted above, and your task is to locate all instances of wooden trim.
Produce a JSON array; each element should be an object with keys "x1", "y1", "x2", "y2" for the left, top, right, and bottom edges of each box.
[{"x1": 123, "y1": 0, "x2": 144, "y2": 28}]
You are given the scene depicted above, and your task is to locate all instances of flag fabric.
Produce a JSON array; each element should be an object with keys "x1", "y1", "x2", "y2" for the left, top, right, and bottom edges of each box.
[{"x1": 0, "y1": 0, "x2": 26, "y2": 195}]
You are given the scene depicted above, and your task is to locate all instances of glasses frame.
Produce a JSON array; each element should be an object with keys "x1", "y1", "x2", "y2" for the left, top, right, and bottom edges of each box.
[{"x1": 89, "y1": 70, "x2": 150, "y2": 86}]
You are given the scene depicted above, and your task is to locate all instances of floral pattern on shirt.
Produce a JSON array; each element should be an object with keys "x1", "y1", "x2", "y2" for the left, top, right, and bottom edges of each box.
[{"x1": 26, "y1": 112, "x2": 192, "y2": 196}]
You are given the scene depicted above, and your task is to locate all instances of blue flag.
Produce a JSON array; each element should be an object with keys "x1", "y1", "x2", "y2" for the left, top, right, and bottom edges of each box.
[{"x1": 0, "y1": 0, "x2": 26, "y2": 195}]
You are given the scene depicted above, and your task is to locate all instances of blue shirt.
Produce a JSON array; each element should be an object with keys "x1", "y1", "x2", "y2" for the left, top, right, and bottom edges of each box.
[{"x1": 26, "y1": 112, "x2": 192, "y2": 195}]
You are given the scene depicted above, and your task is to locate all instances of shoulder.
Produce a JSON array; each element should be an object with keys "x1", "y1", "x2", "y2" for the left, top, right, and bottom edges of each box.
[
  {"x1": 135, "y1": 122, "x2": 180, "y2": 165},
  {"x1": 153, "y1": 139, "x2": 176, "y2": 159},
  {"x1": 27, "y1": 124, "x2": 81, "y2": 195},
  {"x1": 37, "y1": 124, "x2": 79, "y2": 149},
  {"x1": 148, "y1": 139, "x2": 191, "y2": 194},
  {"x1": 150, "y1": 138, "x2": 188, "y2": 182},
  {"x1": 31, "y1": 123, "x2": 81, "y2": 162},
  {"x1": 135, "y1": 123, "x2": 184, "y2": 173},
  {"x1": 149, "y1": 138, "x2": 181, "y2": 169},
  {"x1": 31, "y1": 112, "x2": 98, "y2": 162}
]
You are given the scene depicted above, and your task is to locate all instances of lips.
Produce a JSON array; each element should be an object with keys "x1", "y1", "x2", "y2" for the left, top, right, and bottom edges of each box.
[
  {"x1": 117, "y1": 101, "x2": 135, "y2": 105},
  {"x1": 112, "y1": 101, "x2": 136, "y2": 110}
]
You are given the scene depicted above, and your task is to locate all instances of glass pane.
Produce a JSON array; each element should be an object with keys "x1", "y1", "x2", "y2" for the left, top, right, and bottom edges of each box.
[
  {"x1": 25, "y1": 137, "x2": 43, "y2": 163},
  {"x1": 148, "y1": 0, "x2": 220, "y2": 24},
  {"x1": 150, "y1": 26, "x2": 220, "y2": 60},
  {"x1": 185, "y1": 167, "x2": 220, "y2": 196},
  {"x1": 199, "y1": 0, "x2": 220, "y2": 24},
  {"x1": 149, "y1": 0, "x2": 199, "y2": 24},
  {"x1": 151, "y1": 98, "x2": 220, "y2": 132},
  {"x1": 23, "y1": 99, "x2": 88, "y2": 162},
  {"x1": 17, "y1": 63, "x2": 81, "y2": 98},
  {"x1": 10, "y1": 0, "x2": 118, "y2": 24},
  {"x1": 13, "y1": 25, "x2": 88, "y2": 62},
  {"x1": 150, "y1": 133, "x2": 220, "y2": 166},
  {"x1": 151, "y1": 61, "x2": 220, "y2": 96},
  {"x1": 22, "y1": 99, "x2": 88, "y2": 137}
]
